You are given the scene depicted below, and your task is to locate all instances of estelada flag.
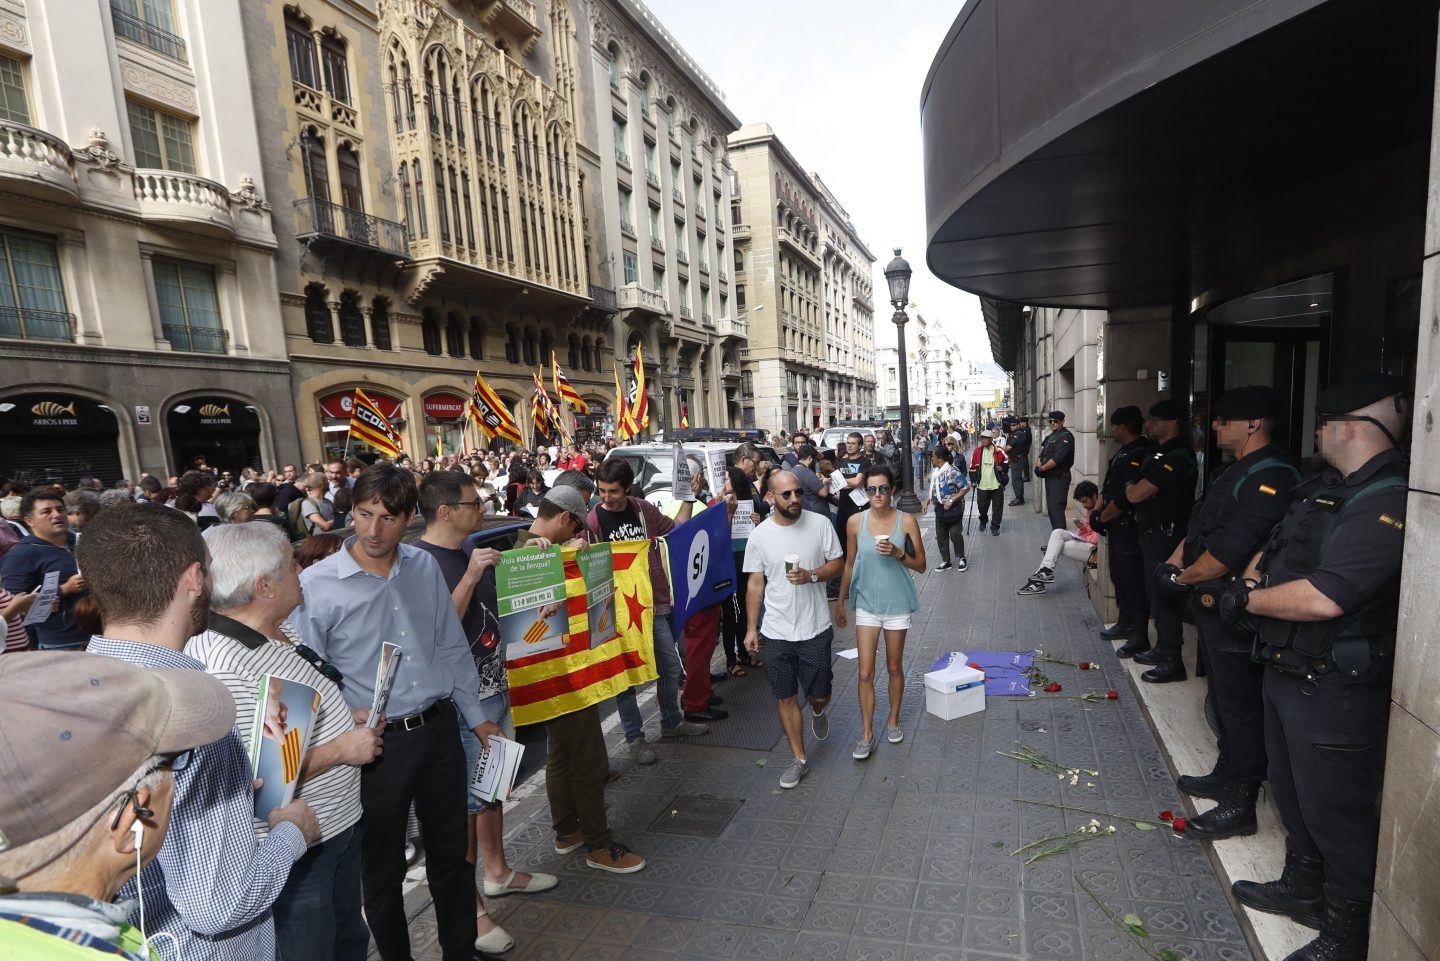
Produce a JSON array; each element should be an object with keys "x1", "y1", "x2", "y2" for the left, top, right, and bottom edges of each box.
[
  {"x1": 552, "y1": 352, "x2": 590, "y2": 414},
  {"x1": 505, "y1": 541, "x2": 658, "y2": 726},
  {"x1": 612, "y1": 365, "x2": 633, "y2": 440},
  {"x1": 469, "y1": 371, "x2": 522, "y2": 444},
  {"x1": 630, "y1": 343, "x2": 650, "y2": 430},
  {"x1": 349, "y1": 388, "x2": 401, "y2": 458}
]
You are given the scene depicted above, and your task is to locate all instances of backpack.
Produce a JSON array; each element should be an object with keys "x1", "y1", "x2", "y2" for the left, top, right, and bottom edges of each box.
[
  {"x1": 0, "y1": 519, "x2": 22, "y2": 561},
  {"x1": 285, "y1": 498, "x2": 307, "y2": 540}
]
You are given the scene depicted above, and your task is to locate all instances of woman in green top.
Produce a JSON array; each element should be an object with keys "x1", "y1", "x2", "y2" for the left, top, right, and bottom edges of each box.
[{"x1": 835, "y1": 465, "x2": 926, "y2": 760}]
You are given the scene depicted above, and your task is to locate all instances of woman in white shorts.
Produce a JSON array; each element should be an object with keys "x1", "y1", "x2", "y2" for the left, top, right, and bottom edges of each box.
[{"x1": 835, "y1": 465, "x2": 926, "y2": 760}]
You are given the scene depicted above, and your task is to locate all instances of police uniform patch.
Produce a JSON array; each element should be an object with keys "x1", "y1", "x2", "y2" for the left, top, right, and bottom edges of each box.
[
  {"x1": 1378, "y1": 513, "x2": 1404, "y2": 530},
  {"x1": 1258, "y1": 484, "x2": 1277, "y2": 495},
  {"x1": 1162, "y1": 463, "x2": 1174, "y2": 472}
]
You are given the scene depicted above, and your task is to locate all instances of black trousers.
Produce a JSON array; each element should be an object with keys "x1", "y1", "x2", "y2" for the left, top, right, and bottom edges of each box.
[
  {"x1": 1105, "y1": 521, "x2": 1148, "y2": 627},
  {"x1": 975, "y1": 488, "x2": 1004, "y2": 531},
  {"x1": 1139, "y1": 529, "x2": 1185, "y2": 660},
  {"x1": 359, "y1": 699, "x2": 476, "y2": 961},
  {"x1": 1191, "y1": 585, "x2": 1266, "y2": 782},
  {"x1": 1264, "y1": 668, "x2": 1390, "y2": 901},
  {"x1": 1043, "y1": 473, "x2": 1071, "y2": 530},
  {"x1": 720, "y1": 566, "x2": 750, "y2": 665},
  {"x1": 933, "y1": 513, "x2": 966, "y2": 564},
  {"x1": 1010, "y1": 465, "x2": 1026, "y2": 502}
]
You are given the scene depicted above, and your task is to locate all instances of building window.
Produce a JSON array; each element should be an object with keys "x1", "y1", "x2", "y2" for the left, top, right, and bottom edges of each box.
[
  {"x1": 435, "y1": 161, "x2": 450, "y2": 242},
  {"x1": 446, "y1": 312, "x2": 464, "y2": 357},
  {"x1": 595, "y1": 337, "x2": 606, "y2": 372},
  {"x1": 623, "y1": 251, "x2": 638, "y2": 284},
  {"x1": 568, "y1": 334, "x2": 581, "y2": 370},
  {"x1": 522, "y1": 327, "x2": 537, "y2": 366},
  {"x1": 337, "y1": 144, "x2": 362, "y2": 211},
  {"x1": 370, "y1": 296, "x2": 391, "y2": 350},
  {"x1": 338, "y1": 290, "x2": 365, "y2": 347},
  {"x1": 618, "y1": 187, "x2": 634, "y2": 233},
  {"x1": 302, "y1": 131, "x2": 329, "y2": 203},
  {"x1": 505, "y1": 324, "x2": 519, "y2": 363},
  {"x1": 653, "y1": 266, "x2": 665, "y2": 294},
  {"x1": 127, "y1": 100, "x2": 195, "y2": 173},
  {"x1": 468, "y1": 317, "x2": 484, "y2": 360},
  {"x1": 303, "y1": 283, "x2": 332, "y2": 343},
  {"x1": 111, "y1": 0, "x2": 186, "y2": 62},
  {"x1": 397, "y1": 163, "x2": 413, "y2": 239},
  {"x1": 421, "y1": 309, "x2": 442, "y2": 355},
  {"x1": 412, "y1": 160, "x2": 427, "y2": 239},
  {"x1": 736, "y1": 283, "x2": 746, "y2": 309},
  {"x1": 154, "y1": 260, "x2": 224, "y2": 353},
  {"x1": 285, "y1": 13, "x2": 319, "y2": 89},
  {"x1": 607, "y1": 44, "x2": 621, "y2": 90},
  {"x1": 321, "y1": 35, "x2": 350, "y2": 104},
  {"x1": 648, "y1": 204, "x2": 661, "y2": 238},
  {"x1": 0, "y1": 55, "x2": 30, "y2": 124},
  {"x1": 0, "y1": 231, "x2": 70, "y2": 342},
  {"x1": 734, "y1": 248, "x2": 744, "y2": 272}
]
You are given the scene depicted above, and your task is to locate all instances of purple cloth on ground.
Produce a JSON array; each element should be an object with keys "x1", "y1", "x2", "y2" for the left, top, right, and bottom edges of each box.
[{"x1": 930, "y1": 650, "x2": 1036, "y2": 697}]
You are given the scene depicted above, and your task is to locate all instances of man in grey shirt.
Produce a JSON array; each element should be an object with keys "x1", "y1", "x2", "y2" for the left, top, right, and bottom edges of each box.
[
  {"x1": 791, "y1": 444, "x2": 829, "y2": 517},
  {"x1": 292, "y1": 464, "x2": 502, "y2": 961}
]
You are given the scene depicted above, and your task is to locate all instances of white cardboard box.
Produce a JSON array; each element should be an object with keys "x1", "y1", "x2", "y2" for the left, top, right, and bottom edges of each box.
[{"x1": 923, "y1": 663, "x2": 986, "y2": 720}]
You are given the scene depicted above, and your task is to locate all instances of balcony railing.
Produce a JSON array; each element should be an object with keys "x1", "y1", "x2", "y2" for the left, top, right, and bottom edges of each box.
[
  {"x1": 645, "y1": 169, "x2": 660, "y2": 188},
  {"x1": 615, "y1": 148, "x2": 630, "y2": 168},
  {"x1": 695, "y1": 204, "x2": 706, "y2": 220},
  {"x1": 676, "y1": 249, "x2": 688, "y2": 265},
  {"x1": 110, "y1": 7, "x2": 187, "y2": 62},
  {"x1": 294, "y1": 198, "x2": 407, "y2": 255},
  {"x1": 163, "y1": 323, "x2": 227, "y2": 354},
  {"x1": 701, "y1": 312, "x2": 714, "y2": 328},
  {"x1": 679, "y1": 305, "x2": 693, "y2": 319},
  {"x1": 589, "y1": 284, "x2": 618, "y2": 311},
  {"x1": 0, "y1": 306, "x2": 75, "y2": 342},
  {"x1": 651, "y1": 237, "x2": 665, "y2": 253},
  {"x1": 672, "y1": 188, "x2": 684, "y2": 205},
  {"x1": 620, "y1": 219, "x2": 636, "y2": 238},
  {"x1": 717, "y1": 315, "x2": 748, "y2": 339},
  {"x1": 0, "y1": 121, "x2": 77, "y2": 197},
  {"x1": 697, "y1": 259, "x2": 709, "y2": 273},
  {"x1": 719, "y1": 271, "x2": 728, "y2": 283}
]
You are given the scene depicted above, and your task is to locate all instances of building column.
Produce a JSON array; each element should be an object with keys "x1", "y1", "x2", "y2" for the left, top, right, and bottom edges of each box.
[{"x1": 136, "y1": 248, "x2": 171, "y2": 351}]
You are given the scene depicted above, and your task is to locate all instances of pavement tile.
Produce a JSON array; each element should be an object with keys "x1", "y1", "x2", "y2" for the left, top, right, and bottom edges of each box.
[{"x1": 847, "y1": 936, "x2": 906, "y2": 961}]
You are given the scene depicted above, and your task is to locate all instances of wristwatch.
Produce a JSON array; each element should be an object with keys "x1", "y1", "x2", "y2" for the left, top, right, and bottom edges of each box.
[{"x1": 809, "y1": 570, "x2": 818, "y2": 583}]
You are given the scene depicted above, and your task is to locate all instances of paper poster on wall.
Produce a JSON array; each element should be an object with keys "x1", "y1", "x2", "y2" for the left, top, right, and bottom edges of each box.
[{"x1": 497, "y1": 545, "x2": 569, "y2": 661}]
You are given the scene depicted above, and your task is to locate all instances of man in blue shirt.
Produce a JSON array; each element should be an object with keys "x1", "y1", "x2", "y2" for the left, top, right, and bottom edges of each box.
[
  {"x1": 0, "y1": 490, "x2": 89, "y2": 649},
  {"x1": 292, "y1": 464, "x2": 501, "y2": 961}
]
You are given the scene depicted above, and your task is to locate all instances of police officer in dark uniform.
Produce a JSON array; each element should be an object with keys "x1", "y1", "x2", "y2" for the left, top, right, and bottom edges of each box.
[
  {"x1": 1124, "y1": 399, "x2": 1197, "y2": 683},
  {"x1": 1005, "y1": 417, "x2": 1031, "y2": 506},
  {"x1": 1034, "y1": 410, "x2": 1075, "y2": 530},
  {"x1": 1090, "y1": 406, "x2": 1152, "y2": 653},
  {"x1": 1156, "y1": 386, "x2": 1301, "y2": 840},
  {"x1": 1221, "y1": 374, "x2": 1408, "y2": 961}
]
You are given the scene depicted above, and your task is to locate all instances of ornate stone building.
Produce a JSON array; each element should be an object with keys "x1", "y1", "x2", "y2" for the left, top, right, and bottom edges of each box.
[
  {"x1": 241, "y1": 0, "x2": 612, "y2": 460},
  {"x1": 584, "y1": 0, "x2": 742, "y2": 432},
  {"x1": 727, "y1": 122, "x2": 876, "y2": 432},
  {"x1": 0, "y1": 0, "x2": 297, "y2": 482}
]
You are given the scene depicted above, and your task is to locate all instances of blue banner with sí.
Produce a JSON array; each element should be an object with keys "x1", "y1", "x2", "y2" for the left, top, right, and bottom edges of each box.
[{"x1": 664, "y1": 504, "x2": 737, "y2": 634}]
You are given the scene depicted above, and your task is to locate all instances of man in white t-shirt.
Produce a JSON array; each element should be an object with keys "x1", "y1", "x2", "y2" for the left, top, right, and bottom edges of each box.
[{"x1": 743, "y1": 470, "x2": 844, "y2": 789}]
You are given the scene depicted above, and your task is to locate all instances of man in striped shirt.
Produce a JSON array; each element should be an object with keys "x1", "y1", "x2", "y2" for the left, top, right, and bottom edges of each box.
[{"x1": 78, "y1": 503, "x2": 319, "y2": 961}]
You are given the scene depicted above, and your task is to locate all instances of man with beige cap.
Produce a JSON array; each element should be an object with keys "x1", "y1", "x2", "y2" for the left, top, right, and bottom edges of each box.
[{"x1": 0, "y1": 652, "x2": 237, "y2": 959}]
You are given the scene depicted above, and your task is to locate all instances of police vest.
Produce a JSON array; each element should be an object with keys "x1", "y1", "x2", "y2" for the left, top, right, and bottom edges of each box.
[
  {"x1": 1133, "y1": 443, "x2": 1195, "y2": 534},
  {"x1": 1183, "y1": 453, "x2": 1299, "y2": 564},
  {"x1": 1255, "y1": 466, "x2": 1408, "y2": 681}
]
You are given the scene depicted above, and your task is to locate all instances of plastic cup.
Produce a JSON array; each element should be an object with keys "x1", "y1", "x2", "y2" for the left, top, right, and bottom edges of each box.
[
  {"x1": 875, "y1": 534, "x2": 890, "y2": 553},
  {"x1": 784, "y1": 554, "x2": 800, "y2": 572}
]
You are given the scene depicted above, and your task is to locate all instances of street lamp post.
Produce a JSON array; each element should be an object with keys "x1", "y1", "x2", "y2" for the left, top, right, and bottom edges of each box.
[{"x1": 884, "y1": 249, "x2": 921, "y2": 513}]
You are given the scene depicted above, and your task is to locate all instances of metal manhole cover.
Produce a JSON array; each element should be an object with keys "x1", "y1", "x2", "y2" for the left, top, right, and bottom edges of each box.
[{"x1": 649, "y1": 795, "x2": 744, "y2": 837}]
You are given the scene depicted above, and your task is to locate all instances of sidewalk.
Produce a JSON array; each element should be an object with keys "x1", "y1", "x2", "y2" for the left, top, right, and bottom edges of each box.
[{"x1": 384, "y1": 503, "x2": 1259, "y2": 961}]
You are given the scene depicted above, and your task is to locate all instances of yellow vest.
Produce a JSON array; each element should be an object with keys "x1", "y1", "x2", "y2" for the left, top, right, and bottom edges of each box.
[{"x1": 0, "y1": 916, "x2": 156, "y2": 961}]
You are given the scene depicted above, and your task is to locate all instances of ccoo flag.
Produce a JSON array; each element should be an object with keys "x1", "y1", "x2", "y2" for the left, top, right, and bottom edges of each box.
[{"x1": 348, "y1": 388, "x2": 402, "y2": 458}]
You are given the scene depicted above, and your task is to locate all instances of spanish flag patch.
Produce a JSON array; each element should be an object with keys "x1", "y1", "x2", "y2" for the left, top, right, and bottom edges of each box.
[
  {"x1": 1378, "y1": 513, "x2": 1404, "y2": 530},
  {"x1": 1259, "y1": 484, "x2": 1277, "y2": 495},
  {"x1": 1162, "y1": 463, "x2": 1174, "y2": 472}
]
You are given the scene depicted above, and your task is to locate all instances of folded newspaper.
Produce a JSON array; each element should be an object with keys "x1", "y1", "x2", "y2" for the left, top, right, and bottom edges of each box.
[
  {"x1": 366, "y1": 641, "x2": 402, "y2": 728},
  {"x1": 470, "y1": 734, "x2": 526, "y2": 804}
]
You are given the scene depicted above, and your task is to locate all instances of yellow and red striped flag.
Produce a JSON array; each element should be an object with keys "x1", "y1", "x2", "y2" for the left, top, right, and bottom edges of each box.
[
  {"x1": 506, "y1": 542, "x2": 658, "y2": 726},
  {"x1": 680, "y1": 400, "x2": 689, "y2": 429},
  {"x1": 468, "y1": 371, "x2": 522, "y2": 444},
  {"x1": 612, "y1": 365, "x2": 632, "y2": 440},
  {"x1": 349, "y1": 388, "x2": 402, "y2": 458},
  {"x1": 630, "y1": 343, "x2": 650, "y2": 431},
  {"x1": 280, "y1": 727, "x2": 303, "y2": 783},
  {"x1": 552, "y1": 352, "x2": 590, "y2": 414}
]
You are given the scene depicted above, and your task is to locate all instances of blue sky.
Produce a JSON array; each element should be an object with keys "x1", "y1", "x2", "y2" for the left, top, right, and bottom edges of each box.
[{"x1": 641, "y1": 0, "x2": 991, "y2": 363}]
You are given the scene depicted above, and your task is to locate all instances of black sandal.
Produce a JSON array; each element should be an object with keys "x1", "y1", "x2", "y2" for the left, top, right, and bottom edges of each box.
[{"x1": 727, "y1": 663, "x2": 748, "y2": 677}]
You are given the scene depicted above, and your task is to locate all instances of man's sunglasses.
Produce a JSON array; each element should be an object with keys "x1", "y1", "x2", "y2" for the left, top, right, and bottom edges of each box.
[
  {"x1": 773, "y1": 488, "x2": 802, "y2": 500},
  {"x1": 865, "y1": 484, "x2": 892, "y2": 495}
]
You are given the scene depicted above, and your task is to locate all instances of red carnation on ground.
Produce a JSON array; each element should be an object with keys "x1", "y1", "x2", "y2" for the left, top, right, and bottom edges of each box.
[
  {"x1": 1159, "y1": 810, "x2": 1173, "y2": 822},
  {"x1": 1106, "y1": 690, "x2": 1119, "y2": 700},
  {"x1": 1043, "y1": 682, "x2": 1062, "y2": 693},
  {"x1": 1078, "y1": 661, "x2": 1091, "y2": 670},
  {"x1": 1171, "y1": 817, "x2": 1188, "y2": 833}
]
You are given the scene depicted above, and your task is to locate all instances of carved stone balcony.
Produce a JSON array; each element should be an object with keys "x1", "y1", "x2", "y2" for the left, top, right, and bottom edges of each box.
[
  {"x1": 721, "y1": 363, "x2": 741, "y2": 381},
  {"x1": 0, "y1": 121, "x2": 78, "y2": 202},
  {"x1": 134, "y1": 169, "x2": 235, "y2": 237},
  {"x1": 732, "y1": 222, "x2": 751, "y2": 242},
  {"x1": 717, "y1": 315, "x2": 748, "y2": 340},
  {"x1": 617, "y1": 282, "x2": 668, "y2": 319},
  {"x1": 484, "y1": 0, "x2": 540, "y2": 54}
]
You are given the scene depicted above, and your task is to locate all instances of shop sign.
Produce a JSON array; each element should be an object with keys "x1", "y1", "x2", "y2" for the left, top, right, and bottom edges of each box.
[
  {"x1": 168, "y1": 397, "x2": 261, "y2": 432},
  {"x1": 318, "y1": 389, "x2": 402, "y2": 421},
  {"x1": 28, "y1": 399, "x2": 81, "y2": 428},
  {"x1": 198, "y1": 402, "x2": 232, "y2": 426},
  {"x1": 422, "y1": 392, "x2": 468, "y2": 421},
  {"x1": 0, "y1": 394, "x2": 117, "y2": 436}
]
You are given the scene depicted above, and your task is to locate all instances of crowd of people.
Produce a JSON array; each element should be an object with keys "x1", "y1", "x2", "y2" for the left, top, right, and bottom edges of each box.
[{"x1": 1, "y1": 377, "x2": 1405, "y2": 961}]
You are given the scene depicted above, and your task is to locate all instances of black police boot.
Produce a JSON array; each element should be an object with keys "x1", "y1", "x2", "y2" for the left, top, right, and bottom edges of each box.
[
  {"x1": 1186, "y1": 781, "x2": 1259, "y2": 840},
  {"x1": 1140, "y1": 659, "x2": 1188, "y2": 683},
  {"x1": 1282, "y1": 891, "x2": 1370, "y2": 961},
  {"x1": 1115, "y1": 635, "x2": 1151, "y2": 658},
  {"x1": 1177, "y1": 753, "x2": 1231, "y2": 800},
  {"x1": 1100, "y1": 619, "x2": 1135, "y2": 640},
  {"x1": 1132, "y1": 647, "x2": 1168, "y2": 666},
  {"x1": 1232, "y1": 848, "x2": 1325, "y2": 929}
]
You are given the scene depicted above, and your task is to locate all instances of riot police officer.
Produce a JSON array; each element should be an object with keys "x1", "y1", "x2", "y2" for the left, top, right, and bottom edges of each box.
[
  {"x1": 1091, "y1": 406, "x2": 1152, "y2": 653},
  {"x1": 1159, "y1": 386, "x2": 1300, "y2": 840},
  {"x1": 1222, "y1": 373, "x2": 1408, "y2": 961},
  {"x1": 1034, "y1": 410, "x2": 1075, "y2": 530},
  {"x1": 1124, "y1": 400, "x2": 1197, "y2": 683}
]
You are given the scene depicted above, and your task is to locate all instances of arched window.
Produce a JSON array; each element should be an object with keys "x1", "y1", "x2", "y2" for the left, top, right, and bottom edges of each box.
[
  {"x1": 522, "y1": 327, "x2": 537, "y2": 367},
  {"x1": 578, "y1": 336, "x2": 591, "y2": 372},
  {"x1": 473, "y1": 78, "x2": 493, "y2": 160},
  {"x1": 445, "y1": 312, "x2": 464, "y2": 356},
  {"x1": 286, "y1": 12, "x2": 318, "y2": 89},
  {"x1": 568, "y1": 334, "x2": 580, "y2": 371},
  {"x1": 338, "y1": 290, "x2": 366, "y2": 347},
  {"x1": 638, "y1": 72, "x2": 651, "y2": 117},
  {"x1": 594, "y1": 337, "x2": 606, "y2": 372},
  {"x1": 370, "y1": 297, "x2": 392, "y2": 350},
  {"x1": 321, "y1": 33, "x2": 350, "y2": 104},
  {"x1": 337, "y1": 143, "x2": 363, "y2": 214},
  {"x1": 388, "y1": 43, "x2": 414, "y2": 130},
  {"x1": 304, "y1": 283, "x2": 332, "y2": 343},
  {"x1": 607, "y1": 42, "x2": 621, "y2": 90},
  {"x1": 539, "y1": 329, "x2": 553, "y2": 368},
  {"x1": 435, "y1": 161, "x2": 450, "y2": 242},
  {"x1": 468, "y1": 317, "x2": 484, "y2": 359},
  {"x1": 421, "y1": 309, "x2": 442, "y2": 355},
  {"x1": 303, "y1": 128, "x2": 329, "y2": 204},
  {"x1": 397, "y1": 163, "x2": 413, "y2": 239},
  {"x1": 505, "y1": 324, "x2": 519, "y2": 363},
  {"x1": 412, "y1": 160, "x2": 427, "y2": 238}
]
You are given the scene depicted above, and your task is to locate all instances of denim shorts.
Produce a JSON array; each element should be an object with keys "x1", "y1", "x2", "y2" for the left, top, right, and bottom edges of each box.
[{"x1": 459, "y1": 692, "x2": 515, "y2": 814}]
